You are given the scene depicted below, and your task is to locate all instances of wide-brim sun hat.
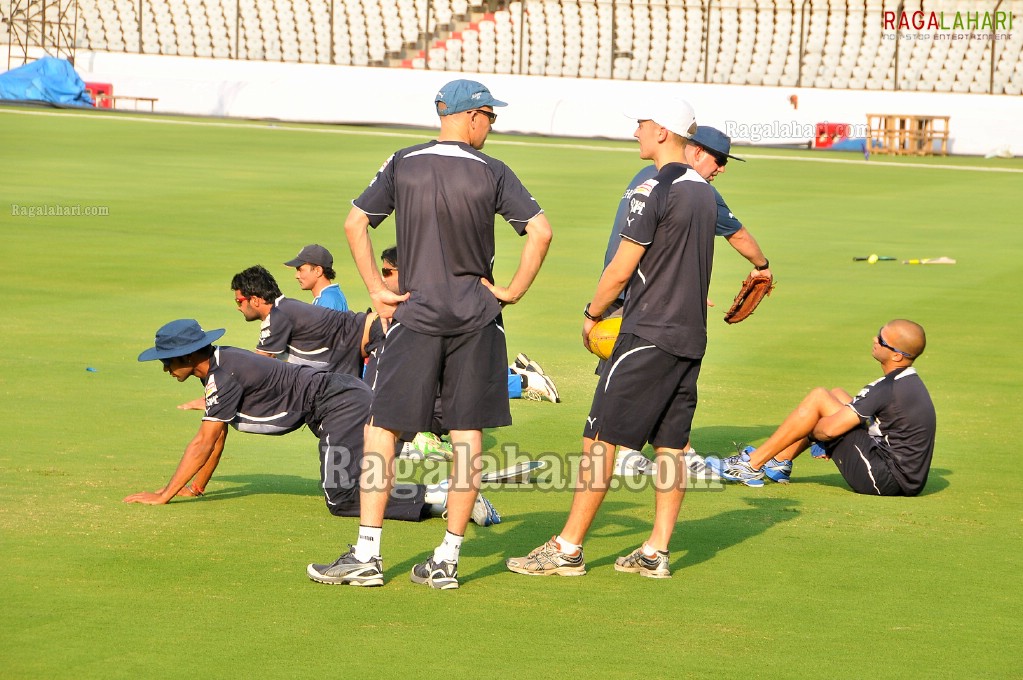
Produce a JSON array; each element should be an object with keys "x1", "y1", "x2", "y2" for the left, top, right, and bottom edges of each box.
[{"x1": 138, "y1": 319, "x2": 226, "y2": 362}]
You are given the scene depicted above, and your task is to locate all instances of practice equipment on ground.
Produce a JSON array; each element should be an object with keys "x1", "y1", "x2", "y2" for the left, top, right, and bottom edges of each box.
[
  {"x1": 723, "y1": 274, "x2": 775, "y2": 324},
  {"x1": 482, "y1": 460, "x2": 548, "y2": 484},
  {"x1": 853, "y1": 255, "x2": 896, "y2": 261},
  {"x1": 902, "y1": 257, "x2": 957, "y2": 265},
  {"x1": 586, "y1": 316, "x2": 622, "y2": 360}
]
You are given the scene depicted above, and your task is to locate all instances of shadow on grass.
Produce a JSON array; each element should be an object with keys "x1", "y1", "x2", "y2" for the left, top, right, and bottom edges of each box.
[
  {"x1": 690, "y1": 425, "x2": 780, "y2": 456},
  {"x1": 788, "y1": 465, "x2": 950, "y2": 496},
  {"x1": 451, "y1": 496, "x2": 800, "y2": 584},
  {"x1": 201, "y1": 473, "x2": 319, "y2": 501}
]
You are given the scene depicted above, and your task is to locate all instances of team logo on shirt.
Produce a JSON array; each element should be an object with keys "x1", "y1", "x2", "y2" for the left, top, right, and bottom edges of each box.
[
  {"x1": 205, "y1": 374, "x2": 219, "y2": 408},
  {"x1": 369, "y1": 154, "x2": 395, "y2": 188},
  {"x1": 629, "y1": 198, "x2": 646, "y2": 215},
  {"x1": 633, "y1": 179, "x2": 659, "y2": 197}
]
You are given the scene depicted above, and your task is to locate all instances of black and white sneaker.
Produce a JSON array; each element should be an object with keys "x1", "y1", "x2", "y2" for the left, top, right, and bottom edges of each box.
[
  {"x1": 410, "y1": 556, "x2": 459, "y2": 590},
  {"x1": 307, "y1": 546, "x2": 384, "y2": 586},
  {"x1": 512, "y1": 353, "x2": 561, "y2": 403}
]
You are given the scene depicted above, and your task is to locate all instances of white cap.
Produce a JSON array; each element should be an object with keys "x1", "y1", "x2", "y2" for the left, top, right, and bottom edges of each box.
[{"x1": 624, "y1": 99, "x2": 697, "y2": 139}]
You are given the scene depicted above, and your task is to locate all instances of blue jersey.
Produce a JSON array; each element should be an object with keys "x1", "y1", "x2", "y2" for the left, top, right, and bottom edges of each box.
[{"x1": 313, "y1": 283, "x2": 349, "y2": 312}]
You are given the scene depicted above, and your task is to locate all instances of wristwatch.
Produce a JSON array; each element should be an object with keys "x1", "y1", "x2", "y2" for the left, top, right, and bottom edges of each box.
[
  {"x1": 755, "y1": 260, "x2": 770, "y2": 271},
  {"x1": 583, "y1": 303, "x2": 602, "y2": 321}
]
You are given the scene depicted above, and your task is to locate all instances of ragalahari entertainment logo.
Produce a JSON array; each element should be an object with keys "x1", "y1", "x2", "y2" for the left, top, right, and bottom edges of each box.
[{"x1": 883, "y1": 10, "x2": 1013, "y2": 40}]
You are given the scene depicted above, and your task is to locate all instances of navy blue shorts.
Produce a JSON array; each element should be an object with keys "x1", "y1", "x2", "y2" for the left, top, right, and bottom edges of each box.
[
  {"x1": 584, "y1": 333, "x2": 701, "y2": 451},
  {"x1": 369, "y1": 319, "x2": 511, "y2": 433},
  {"x1": 824, "y1": 429, "x2": 903, "y2": 496}
]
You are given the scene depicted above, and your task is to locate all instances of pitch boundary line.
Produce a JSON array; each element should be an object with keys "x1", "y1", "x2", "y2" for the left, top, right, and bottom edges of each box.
[{"x1": 3, "y1": 106, "x2": 1020, "y2": 174}]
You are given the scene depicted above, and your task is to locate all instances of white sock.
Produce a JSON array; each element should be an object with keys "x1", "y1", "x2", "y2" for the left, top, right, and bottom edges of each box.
[
  {"x1": 554, "y1": 534, "x2": 581, "y2": 555},
  {"x1": 433, "y1": 531, "x2": 464, "y2": 563},
  {"x1": 353, "y1": 525, "x2": 382, "y2": 561},
  {"x1": 641, "y1": 542, "x2": 661, "y2": 557}
]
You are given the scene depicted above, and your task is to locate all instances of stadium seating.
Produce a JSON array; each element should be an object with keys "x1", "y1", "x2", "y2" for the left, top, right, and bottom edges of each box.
[{"x1": 65, "y1": 0, "x2": 1020, "y2": 94}]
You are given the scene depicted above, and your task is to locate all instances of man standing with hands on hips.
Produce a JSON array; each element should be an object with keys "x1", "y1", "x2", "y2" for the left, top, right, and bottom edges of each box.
[{"x1": 307, "y1": 79, "x2": 552, "y2": 589}]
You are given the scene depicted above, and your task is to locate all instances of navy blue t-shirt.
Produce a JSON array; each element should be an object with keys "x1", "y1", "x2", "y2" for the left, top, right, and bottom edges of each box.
[{"x1": 353, "y1": 140, "x2": 543, "y2": 335}]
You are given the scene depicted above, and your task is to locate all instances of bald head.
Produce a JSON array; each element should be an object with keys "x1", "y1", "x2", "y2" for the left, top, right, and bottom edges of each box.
[{"x1": 884, "y1": 319, "x2": 926, "y2": 360}]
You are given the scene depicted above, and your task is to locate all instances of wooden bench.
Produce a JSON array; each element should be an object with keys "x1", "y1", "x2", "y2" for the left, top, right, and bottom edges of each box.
[
  {"x1": 95, "y1": 93, "x2": 159, "y2": 112},
  {"x1": 867, "y1": 114, "x2": 950, "y2": 156}
]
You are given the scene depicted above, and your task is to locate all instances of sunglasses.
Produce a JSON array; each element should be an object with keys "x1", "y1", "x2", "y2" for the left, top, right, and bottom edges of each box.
[
  {"x1": 235, "y1": 296, "x2": 249, "y2": 307},
  {"x1": 876, "y1": 328, "x2": 914, "y2": 358},
  {"x1": 160, "y1": 357, "x2": 175, "y2": 369},
  {"x1": 470, "y1": 109, "x2": 497, "y2": 124},
  {"x1": 381, "y1": 267, "x2": 397, "y2": 277}
]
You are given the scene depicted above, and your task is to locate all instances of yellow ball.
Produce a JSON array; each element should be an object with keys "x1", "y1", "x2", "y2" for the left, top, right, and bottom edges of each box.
[
  {"x1": 586, "y1": 316, "x2": 622, "y2": 361},
  {"x1": 867, "y1": 253, "x2": 879, "y2": 264}
]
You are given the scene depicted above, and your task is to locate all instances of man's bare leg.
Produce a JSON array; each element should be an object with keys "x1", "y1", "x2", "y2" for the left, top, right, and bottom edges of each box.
[
  {"x1": 445, "y1": 429, "x2": 483, "y2": 534},
  {"x1": 646, "y1": 447, "x2": 687, "y2": 551},
  {"x1": 746, "y1": 387, "x2": 851, "y2": 468},
  {"x1": 560, "y1": 438, "x2": 617, "y2": 545},
  {"x1": 360, "y1": 423, "x2": 399, "y2": 526}
]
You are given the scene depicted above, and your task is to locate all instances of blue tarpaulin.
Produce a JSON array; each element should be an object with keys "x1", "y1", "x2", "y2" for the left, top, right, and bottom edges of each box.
[{"x1": 0, "y1": 56, "x2": 94, "y2": 106}]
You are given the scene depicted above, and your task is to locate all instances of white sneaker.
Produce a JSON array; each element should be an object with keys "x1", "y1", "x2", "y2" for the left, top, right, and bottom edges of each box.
[
  {"x1": 685, "y1": 449, "x2": 719, "y2": 478},
  {"x1": 511, "y1": 353, "x2": 560, "y2": 403},
  {"x1": 614, "y1": 449, "x2": 654, "y2": 476},
  {"x1": 521, "y1": 372, "x2": 560, "y2": 403}
]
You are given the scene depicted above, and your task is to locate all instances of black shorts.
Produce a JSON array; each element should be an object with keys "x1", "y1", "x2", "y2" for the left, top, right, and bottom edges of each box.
[
  {"x1": 584, "y1": 333, "x2": 701, "y2": 451},
  {"x1": 824, "y1": 429, "x2": 903, "y2": 496},
  {"x1": 369, "y1": 319, "x2": 511, "y2": 432},
  {"x1": 310, "y1": 373, "x2": 428, "y2": 521}
]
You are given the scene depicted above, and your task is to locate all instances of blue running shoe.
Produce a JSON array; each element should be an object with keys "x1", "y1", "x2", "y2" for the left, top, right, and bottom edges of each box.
[
  {"x1": 763, "y1": 458, "x2": 792, "y2": 483},
  {"x1": 706, "y1": 449, "x2": 765, "y2": 488}
]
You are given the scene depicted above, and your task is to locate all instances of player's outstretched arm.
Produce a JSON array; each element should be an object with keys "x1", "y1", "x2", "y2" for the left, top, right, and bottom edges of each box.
[
  {"x1": 183, "y1": 426, "x2": 228, "y2": 496},
  {"x1": 482, "y1": 214, "x2": 552, "y2": 305},
  {"x1": 724, "y1": 227, "x2": 771, "y2": 278},
  {"x1": 344, "y1": 206, "x2": 409, "y2": 318},
  {"x1": 177, "y1": 397, "x2": 205, "y2": 411},
  {"x1": 124, "y1": 420, "x2": 228, "y2": 505}
]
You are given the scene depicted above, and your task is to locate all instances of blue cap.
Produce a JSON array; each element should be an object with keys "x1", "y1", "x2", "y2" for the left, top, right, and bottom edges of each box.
[
  {"x1": 691, "y1": 126, "x2": 745, "y2": 162},
  {"x1": 435, "y1": 79, "x2": 508, "y2": 116},
  {"x1": 138, "y1": 319, "x2": 225, "y2": 362}
]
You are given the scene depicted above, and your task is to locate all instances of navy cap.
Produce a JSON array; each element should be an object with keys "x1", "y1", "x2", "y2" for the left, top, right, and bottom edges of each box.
[
  {"x1": 690, "y1": 126, "x2": 745, "y2": 162},
  {"x1": 435, "y1": 79, "x2": 508, "y2": 116},
  {"x1": 284, "y1": 243, "x2": 333, "y2": 269},
  {"x1": 138, "y1": 319, "x2": 225, "y2": 362}
]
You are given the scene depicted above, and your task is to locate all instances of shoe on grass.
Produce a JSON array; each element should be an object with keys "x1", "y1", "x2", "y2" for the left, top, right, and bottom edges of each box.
[
  {"x1": 471, "y1": 493, "x2": 502, "y2": 526},
  {"x1": 307, "y1": 546, "x2": 383, "y2": 586},
  {"x1": 614, "y1": 546, "x2": 671, "y2": 579},
  {"x1": 706, "y1": 448, "x2": 765, "y2": 488},
  {"x1": 506, "y1": 537, "x2": 586, "y2": 576},
  {"x1": 763, "y1": 457, "x2": 792, "y2": 483},
  {"x1": 410, "y1": 556, "x2": 459, "y2": 590}
]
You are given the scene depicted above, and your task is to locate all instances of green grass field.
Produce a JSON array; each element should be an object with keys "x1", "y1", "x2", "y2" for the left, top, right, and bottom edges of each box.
[{"x1": 1, "y1": 105, "x2": 1021, "y2": 679}]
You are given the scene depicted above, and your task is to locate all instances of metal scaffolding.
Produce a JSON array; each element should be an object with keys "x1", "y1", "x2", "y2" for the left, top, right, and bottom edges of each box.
[{"x1": 5, "y1": 0, "x2": 79, "y2": 71}]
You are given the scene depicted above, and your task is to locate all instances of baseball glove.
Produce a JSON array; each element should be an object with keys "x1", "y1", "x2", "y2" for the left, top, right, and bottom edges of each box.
[{"x1": 723, "y1": 274, "x2": 775, "y2": 324}]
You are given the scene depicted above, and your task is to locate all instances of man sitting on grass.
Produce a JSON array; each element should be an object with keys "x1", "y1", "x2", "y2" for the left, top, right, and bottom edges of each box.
[{"x1": 709, "y1": 319, "x2": 935, "y2": 496}]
